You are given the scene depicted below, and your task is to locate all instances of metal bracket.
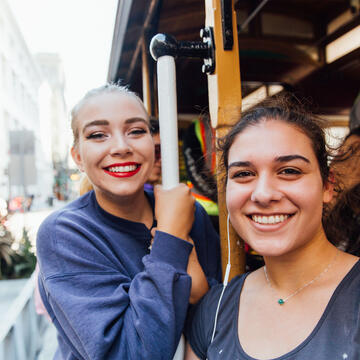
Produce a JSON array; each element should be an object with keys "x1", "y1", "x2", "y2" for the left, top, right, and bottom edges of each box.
[
  {"x1": 200, "y1": 26, "x2": 216, "y2": 74},
  {"x1": 221, "y1": 0, "x2": 234, "y2": 50},
  {"x1": 150, "y1": 26, "x2": 216, "y2": 74}
]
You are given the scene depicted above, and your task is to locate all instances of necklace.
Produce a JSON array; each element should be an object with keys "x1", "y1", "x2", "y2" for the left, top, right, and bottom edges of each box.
[{"x1": 263, "y1": 252, "x2": 339, "y2": 305}]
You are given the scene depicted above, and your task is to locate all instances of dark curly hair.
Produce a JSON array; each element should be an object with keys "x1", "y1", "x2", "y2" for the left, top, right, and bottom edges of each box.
[
  {"x1": 218, "y1": 95, "x2": 330, "y2": 185},
  {"x1": 324, "y1": 184, "x2": 360, "y2": 255}
]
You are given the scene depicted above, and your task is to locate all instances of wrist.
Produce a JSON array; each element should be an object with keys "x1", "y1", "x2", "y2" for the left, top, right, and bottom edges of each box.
[
  {"x1": 150, "y1": 231, "x2": 193, "y2": 271},
  {"x1": 156, "y1": 225, "x2": 189, "y2": 242}
]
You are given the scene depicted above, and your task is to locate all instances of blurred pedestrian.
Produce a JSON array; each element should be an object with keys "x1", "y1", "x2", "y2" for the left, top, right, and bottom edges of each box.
[{"x1": 144, "y1": 119, "x2": 162, "y2": 190}]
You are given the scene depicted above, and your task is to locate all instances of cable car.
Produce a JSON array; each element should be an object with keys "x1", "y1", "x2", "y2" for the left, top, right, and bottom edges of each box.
[{"x1": 108, "y1": 0, "x2": 360, "y2": 279}]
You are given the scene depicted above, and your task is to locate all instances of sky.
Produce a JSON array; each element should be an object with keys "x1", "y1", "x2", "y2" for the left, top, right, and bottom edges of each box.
[{"x1": 9, "y1": 0, "x2": 118, "y2": 109}]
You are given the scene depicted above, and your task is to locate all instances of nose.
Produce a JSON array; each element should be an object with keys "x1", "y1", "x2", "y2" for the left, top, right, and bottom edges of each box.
[
  {"x1": 109, "y1": 133, "x2": 132, "y2": 156},
  {"x1": 250, "y1": 174, "x2": 282, "y2": 206}
]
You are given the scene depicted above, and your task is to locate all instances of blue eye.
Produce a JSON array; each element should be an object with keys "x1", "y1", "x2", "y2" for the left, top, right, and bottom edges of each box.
[
  {"x1": 129, "y1": 128, "x2": 147, "y2": 136},
  {"x1": 86, "y1": 132, "x2": 106, "y2": 139}
]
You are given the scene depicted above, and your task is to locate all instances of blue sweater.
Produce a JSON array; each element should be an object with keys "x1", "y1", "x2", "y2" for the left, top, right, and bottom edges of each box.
[{"x1": 37, "y1": 190, "x2": 221, "y2": 360}]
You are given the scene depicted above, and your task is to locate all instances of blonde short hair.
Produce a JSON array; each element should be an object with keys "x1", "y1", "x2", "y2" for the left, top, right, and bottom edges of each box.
[{"x1": 71, "y1": 83, "x2": 147, "y2": 147}]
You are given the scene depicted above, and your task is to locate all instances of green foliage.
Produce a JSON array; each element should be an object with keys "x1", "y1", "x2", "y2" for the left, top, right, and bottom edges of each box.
[
  {"x1": 0, "y1": 222, "x2": 16, "y2": 279},
  {"x1": 0, "y1": 220, "x2": 36, "y2": 280},
  {"x1": 14, "y1": 228, "x2": 37, "y2": 278}
]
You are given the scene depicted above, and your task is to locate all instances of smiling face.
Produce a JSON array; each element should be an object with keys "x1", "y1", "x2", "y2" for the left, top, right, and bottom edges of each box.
[
  {"x1": 71, "y1": 92, "x2": 154, "y2": 207},
  {"x1": 226, "y1": 120, "x2": 333, "y2": 257}
]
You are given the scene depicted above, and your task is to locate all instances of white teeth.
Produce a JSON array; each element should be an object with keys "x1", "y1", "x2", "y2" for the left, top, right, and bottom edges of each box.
[
  {"x1": 108, "y1": 165, "x2": 137, "y2": 172},
  {"x1": 252, "y1": 214, "x2": 289, "y2": 224}
]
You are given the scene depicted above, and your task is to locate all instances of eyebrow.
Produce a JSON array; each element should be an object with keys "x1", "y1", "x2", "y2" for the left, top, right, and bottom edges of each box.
[
  {"x1": 228, "y1": 155, "x2": 310, "y2": 169},
  {"x1": 275, "y1": 155, "x2": 310, "y2": 163},
  {"x1": 82, "y1": 119, "x2": 109, "y2": 133},
  {"x1": 124, "y1": 117, "x2": 149, "y2": 126},
  {"x1": 228, "y1": 161, "x2": 251, "y2": 169},
  {"x1": 82, "y1": 117, "x2": 149, "y2": 134}
]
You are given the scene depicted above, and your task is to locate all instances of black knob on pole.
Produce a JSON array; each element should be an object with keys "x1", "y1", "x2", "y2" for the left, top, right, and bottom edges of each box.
[
  {"x1": 149, "y1": 29, "x2": 215, "y2": 74},
  {"x1": 150, "y1": 33, "x2": 178, "y2": 61}
]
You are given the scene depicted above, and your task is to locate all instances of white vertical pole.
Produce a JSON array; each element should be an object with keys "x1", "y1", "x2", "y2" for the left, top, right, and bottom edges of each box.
[
  {"x1": 156, "y1": 55, "x2": 179, "y2": 190},
  {"x1": 156, "y1": 55, "x2": 184, "y2": 360}
]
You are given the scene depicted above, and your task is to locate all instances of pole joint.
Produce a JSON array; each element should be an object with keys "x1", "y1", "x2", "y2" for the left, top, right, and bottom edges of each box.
[{"x1": 149, "y1": 27, "x2": 215, "y2": 74}]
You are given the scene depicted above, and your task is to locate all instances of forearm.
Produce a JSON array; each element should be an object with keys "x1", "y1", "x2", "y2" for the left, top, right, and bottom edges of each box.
[
  {"x1": 187, "y1": 246, "x2": 209, "y2": 304},
  {"x1": 185, "y1": 342, "x2": 202, "y2": 360}
]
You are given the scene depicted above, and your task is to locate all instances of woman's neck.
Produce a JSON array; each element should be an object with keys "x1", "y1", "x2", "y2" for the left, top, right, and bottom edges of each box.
[
  {"x1": 262, "y1": 229, "x2": 339, "y2": 292},
  {"x1": 94, "y1": 189, "x2": 154, "y2": 228}
]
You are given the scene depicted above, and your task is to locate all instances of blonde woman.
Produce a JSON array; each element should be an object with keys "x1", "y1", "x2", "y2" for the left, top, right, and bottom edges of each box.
[{"x1": 37, "y1": 84, "x2": 221, "y2": 359}]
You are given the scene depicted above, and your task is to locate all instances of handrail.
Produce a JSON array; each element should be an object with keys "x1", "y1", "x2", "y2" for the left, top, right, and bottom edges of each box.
[
  {"x1": 0, "y1": 272, "x2": 36, "y2": 342},
  {"x1": 0, "y1": 271, "x2": 47, "y2": 360}
]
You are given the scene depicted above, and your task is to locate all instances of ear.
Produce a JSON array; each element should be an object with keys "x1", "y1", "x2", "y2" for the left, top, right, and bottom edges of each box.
[
  {"x1": 322, "y1": 170, "x2": 334, "y2": 204},
  {"x1": 71, "y1": 146, "x2": 84, "y2": 172}
]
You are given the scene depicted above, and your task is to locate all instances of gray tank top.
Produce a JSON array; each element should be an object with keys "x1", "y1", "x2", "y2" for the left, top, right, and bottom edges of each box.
[{"x1": 188, "y1": 260, "x2": 360, "y2": 360}]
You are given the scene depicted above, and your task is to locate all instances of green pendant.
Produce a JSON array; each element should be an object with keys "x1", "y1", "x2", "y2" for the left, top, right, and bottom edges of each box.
[{"x1": 278, "y1": 299, "x2": 285, "y2": 305}]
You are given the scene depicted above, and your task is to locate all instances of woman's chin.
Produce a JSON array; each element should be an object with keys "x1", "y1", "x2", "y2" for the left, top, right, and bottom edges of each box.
[{"x1": 246, "y1": 240, "x2": 291, "y2": 258}]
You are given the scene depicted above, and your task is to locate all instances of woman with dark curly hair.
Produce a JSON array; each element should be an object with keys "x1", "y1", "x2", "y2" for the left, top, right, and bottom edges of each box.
[{"x1": 186, "y1": 97, "x2": 360, "y2": 360}]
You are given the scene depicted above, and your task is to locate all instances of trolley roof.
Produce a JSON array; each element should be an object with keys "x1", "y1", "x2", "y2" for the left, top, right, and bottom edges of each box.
[{"x1": 108, "y1": 0, "x2": 360, "y2": 120}]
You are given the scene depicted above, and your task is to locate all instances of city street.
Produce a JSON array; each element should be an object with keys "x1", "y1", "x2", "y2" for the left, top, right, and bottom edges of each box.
[{"x1": 7, "y1": 201, "x2": 67, "y2": 246}]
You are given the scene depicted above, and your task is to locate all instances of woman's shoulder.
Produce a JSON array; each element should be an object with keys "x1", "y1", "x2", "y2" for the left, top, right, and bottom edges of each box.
[
  {"x1": 199, "y1": 272, "x2": 248, "y2": 309},
  {"x1": 342, "y1": 257, "x2": 360, "y2": 287},
  {"x1": 37, "y1": 191, "x2": 95, "y2": 240},
  {"x1": 36, "y1": 191, "x2": 111, "y2": 276},
  {"x1": 43, "y1": 191, "x2": 93, "y2": 222},
  {"x1": 187, "y1": 273, "x2": 248, "y2": 357}
]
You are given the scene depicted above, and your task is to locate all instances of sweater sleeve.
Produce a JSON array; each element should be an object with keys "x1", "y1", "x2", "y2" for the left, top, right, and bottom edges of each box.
[{"x1": 37, "y1": 212, "x2": 193, "y2": 360}]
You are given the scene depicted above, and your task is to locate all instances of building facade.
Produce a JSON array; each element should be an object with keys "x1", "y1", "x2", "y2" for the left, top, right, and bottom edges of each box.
[
  {"x1": 36, "y1": 53, "x2": 71, "y2": 201},
  {"x1": 0, "y1": 0, "x2": 53, "y2": 207}
]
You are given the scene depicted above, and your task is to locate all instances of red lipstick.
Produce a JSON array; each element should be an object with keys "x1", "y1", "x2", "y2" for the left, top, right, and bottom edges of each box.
[{"x1": 103, "y1": 162, "x2": 141, "y2": 178}]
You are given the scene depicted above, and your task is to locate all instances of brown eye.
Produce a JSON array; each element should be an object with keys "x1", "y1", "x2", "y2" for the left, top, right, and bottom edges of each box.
[
  {"x1": 229, "y1": 170, "x2": 255, "y2": 182},
  {"x1": 233, "y1": 170, "x2": 253, "y2": 178},
  {"x1": 279, "y1": 168, "x2": 301, "y2": 175}
]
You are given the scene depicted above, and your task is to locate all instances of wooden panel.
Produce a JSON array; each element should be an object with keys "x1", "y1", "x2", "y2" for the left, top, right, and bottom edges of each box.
[{"x1": 205, "y1": 0, "x2": 245, "y2": 280}]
